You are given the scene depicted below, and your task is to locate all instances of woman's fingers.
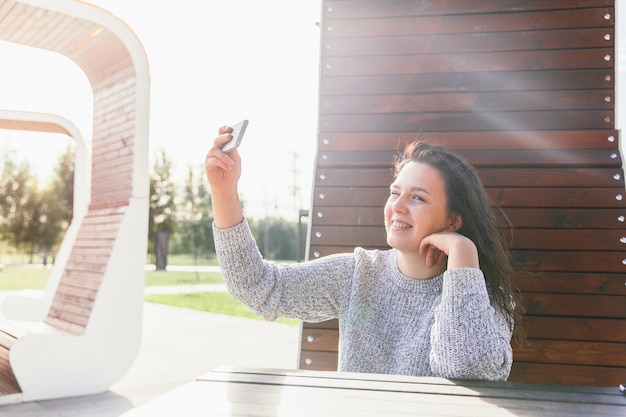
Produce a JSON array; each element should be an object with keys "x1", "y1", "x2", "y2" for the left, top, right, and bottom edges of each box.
[
  {"x1": 205, "y1": 151, "x2": 233, "y2": 171},
  {"x1": 206, "y1": 126, "x2": 239, "y2": 167},
  {"x1": 419, "y1": 234, "x2": 449, "y2": 267},
  {"x1": 215, "y1": 126, "x2": 234, "y2": 149},
  {"x1": 422, "y1": 245, "x2": 444, "y2": 268},
  {"x1": 205, "y1": 125, "x2": 243, "y2": 191}
]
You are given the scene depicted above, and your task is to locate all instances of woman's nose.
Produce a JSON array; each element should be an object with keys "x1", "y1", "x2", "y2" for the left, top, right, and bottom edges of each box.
[{"x1": 392, "y1": 195, "x2": 408, "y2": 212}]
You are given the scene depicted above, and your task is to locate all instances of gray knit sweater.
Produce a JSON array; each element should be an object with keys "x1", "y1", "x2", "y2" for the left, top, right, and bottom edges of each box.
[{"x1": 214, "y1": 218, "x2": 513, "y2": 381}]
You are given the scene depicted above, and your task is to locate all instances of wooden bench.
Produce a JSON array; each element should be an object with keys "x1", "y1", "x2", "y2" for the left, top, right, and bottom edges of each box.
[
  {"x1": 301, "y1": 0, "x2": 625, "y2": 387},
  {"x1": 0, "y1": 325, "x2": 25, "y2": 395},
  {"x1": 0, "y1": 0, "x2": 150, "y2": 403},
  {"x1": 0, "y1": 205, "x2": 143, "y2": 402}
]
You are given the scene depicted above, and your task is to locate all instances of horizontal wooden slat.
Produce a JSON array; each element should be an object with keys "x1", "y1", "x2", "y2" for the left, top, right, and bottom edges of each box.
[
  {"x1": 321, "y1": 110, "x2": 613, "y2": 132},
  {"x1": 514, "y1": 340, "x2": 626, "y2": 367},
  {"x1": 0, "y1": 331, "x2": 17, "y2": 351},
  {"x1": 312, "y1": 207, "x2": 626, "y2": 229},
  {"x1": 316, "y1": 167, "x2": 623, "y2": 188},
  {"x1": 43, "y1": 317, "x2": 86, "y2": 335},
  {"x1": 479, "y1": 168, "x2": 623, "y2": 188},
  {"x1": 316, "y1": 166, "x2": 623, "y2": 189},
  {"x1": 299, "y1": 351, "x2": 338, "y2": 371},
  {"x1": 54, "y1": 283, "x2": 98, "y2": 300},
  {"x1": 0, "y1": 344, "x2": 21, "y2": 394},
  {"x1": 324, "y1": 28, "x2": 614, "y2": 57},
  {"x1": 48, "y1": 296, "x2": 94, "y2": 316},
  {"x1": 308, "y1": 248, "x2": 626, "y2": 274},
  {"x1": 317, "y1": 149, "x2": 621, "y2": 168},
  {"x1": 322, "y1": 70, "x2": 614, "y2": 96},
  {"x1": 524, "y1": 316, "x2": 626, "y2": 342},
  {"x1": 37, "y1": 15, "x2": 90, "y2": 53},
  {"x1": 315, "y1": 166, "x2": 624, "y2": 188},
  {"x1": 323, "y1": 1, "x2": 614, "y2": 19},
  {"x1": 511, "y1": 229, "x2": 626, "y2": 251},
  {"x1": 317, "y1": 130, "x2": 619, "y2": 151},
  {"x1": 309, "y1": 226, "x2": 626, "y2": 251},
  {"x1": 312, "y1": 206, "x2": 382, "y2": 227},
  {"x1": 323, "y1": 7, "x2": 613, "y2": 36},
  {"x1": 509, "y1": 362, "x2": 625, "y2": 387},
  {"x1": 321, "y1": 91, "x2": 613, "y2": 115},
  {"x1": 488, "y1": 188, "x2": 626, "y2": 208},
  {"x1": 310, "y1": 226, "x2": 384, "y2": 247},
  {"x1": 55, "y1": 269, "x2": 109, "y2": 284},
  {"x1": 63, "y1": 262, "x2": 108, "y2": 275},
  {"x1": 503, "y1": 208, "x2": 626, "y2": 229},
  {"x1": 301, "y1": 328, "x2": 340, "y2": 352},
  {"x1": 513, "y1": 271, "x2": 626, "y2": 295},
  {"x1": 521, "y1": 293, "x2": 626, "y2": 318},
  {"x1": 515, "y1": 250, "x2": 626, "y2": 273},
  {"x1": 323, "y1": 49, "x2": 613, "y2": 78},
  {"x1": 302, "y1": 319, "x2": 338, "y2": 329},
  {"x1": 79, "y1": 219, "x2": 125, "y2": 229},
  {"x1": 313, "y1": 186, "x2": 626, "y2": 208}
]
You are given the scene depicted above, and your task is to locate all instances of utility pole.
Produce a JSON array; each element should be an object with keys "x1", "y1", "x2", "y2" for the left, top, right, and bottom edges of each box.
[{"x1": 289, "y1": 150, "x2": 301, "y2": 222}]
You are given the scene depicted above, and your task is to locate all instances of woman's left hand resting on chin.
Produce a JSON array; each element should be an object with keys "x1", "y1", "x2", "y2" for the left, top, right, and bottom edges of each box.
[
  {"x1": 419, "y1": 231, "x2": 480, "y2": 269},
  {"x1": 205, "y1": 125, "x2": 244, "y2": 229}
]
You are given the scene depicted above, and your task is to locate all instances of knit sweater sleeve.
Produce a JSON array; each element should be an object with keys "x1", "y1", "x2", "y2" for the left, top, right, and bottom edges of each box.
[
  {"x1": 429, "y1": 268, "x2": 513, "y2": 381},
  {"x1": 213, "y1": 218, "x2": 353, "y2": 322}
]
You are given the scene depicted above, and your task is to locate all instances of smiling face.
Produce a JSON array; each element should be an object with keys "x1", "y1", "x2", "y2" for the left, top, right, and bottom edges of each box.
[{"x1": 384, "y1": 161, "x2": 457, "y2": 255}]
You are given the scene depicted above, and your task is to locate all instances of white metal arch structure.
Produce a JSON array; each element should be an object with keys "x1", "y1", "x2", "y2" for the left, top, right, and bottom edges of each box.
[
  {"x1": 0, "y1": 110, "x2": 90, "y2": 321},
  {"x1": 0, "y1": 0, "x2": 150, "y2": 403}
]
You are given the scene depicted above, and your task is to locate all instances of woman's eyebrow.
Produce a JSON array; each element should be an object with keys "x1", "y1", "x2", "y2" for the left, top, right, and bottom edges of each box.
[
  {"x1": 410, "y1": 186, "x2": 430, "y2": 195},
  {"x1": 390, "y1": 184, "x2": 431, "y2": 195}
]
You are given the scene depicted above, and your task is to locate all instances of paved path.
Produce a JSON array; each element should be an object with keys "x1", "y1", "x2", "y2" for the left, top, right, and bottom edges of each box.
[{"x1": 0, "y1": 285, "x2": 301, "y2": 417}]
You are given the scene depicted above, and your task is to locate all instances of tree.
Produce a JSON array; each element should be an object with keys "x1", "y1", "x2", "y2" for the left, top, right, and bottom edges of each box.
[
  {"x1": 173, "y1": 166, "x2": 214, "y2": 259},
  {"x1": 0, "y1": 146, "x2": 74, "y2": 262},
  {"x1": 250, "y1": 217, "x2": 298, "y2": 260},
  {"x1": 0, "y1": 151, "x2": 40, "y2": 258},
  {"x1": 38, "y1": 144, "x2": 75, "y2": 259},
  {"x1": 50, "y1": 143, "x2": 75, "y2": 222},
  {"x1": 148, "y1": 148, "x2": 177, "y2": 264}
]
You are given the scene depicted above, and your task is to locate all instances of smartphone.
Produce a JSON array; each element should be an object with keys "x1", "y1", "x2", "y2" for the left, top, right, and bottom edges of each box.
[{"x1": 221, "y1": 119, "x2": 248, "y2": 153}]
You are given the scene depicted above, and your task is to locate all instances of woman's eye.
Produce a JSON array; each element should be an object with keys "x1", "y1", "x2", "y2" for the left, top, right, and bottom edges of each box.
[{"x1": 411, "y1": 194, "x2": 425, "y2": 202}]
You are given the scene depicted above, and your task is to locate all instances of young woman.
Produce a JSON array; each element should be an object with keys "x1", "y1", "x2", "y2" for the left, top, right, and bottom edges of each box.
[{"x1": 205, "y1": 125, "x2": 522, "y2": 381}]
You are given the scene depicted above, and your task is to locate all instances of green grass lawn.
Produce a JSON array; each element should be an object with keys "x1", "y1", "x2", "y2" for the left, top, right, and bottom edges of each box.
[
  {"x1": 144, "y1": 270, "x2": 224, "y2": 286},
  {"x1": 151, "y1": 254, "x2": 218, "y2": 266},
  {"x1": 145, "y1": 292, "x2": 299, "y2": 326},
  {"x1": 0, "y1": 266, "x2": 49, "y2": 290},
  {"x1": 0, "y1": 267, "x2": 224, "y2": 289}
]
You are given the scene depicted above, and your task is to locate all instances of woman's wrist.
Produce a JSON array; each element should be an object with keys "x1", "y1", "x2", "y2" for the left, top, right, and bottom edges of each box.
[{"x1": 446, "y1": 237, "x2": 479, "y2": 269}]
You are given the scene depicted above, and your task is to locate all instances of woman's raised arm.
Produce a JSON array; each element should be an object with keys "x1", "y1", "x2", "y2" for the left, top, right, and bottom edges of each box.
[{"x1": 205, "y1": 125, "x2": 244, "y2": 228}]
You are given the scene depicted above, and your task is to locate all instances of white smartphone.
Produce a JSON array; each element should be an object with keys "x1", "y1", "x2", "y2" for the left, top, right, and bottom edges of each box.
[{"x1": 221, "y1": 119, "x2": 248, "y2": 153}]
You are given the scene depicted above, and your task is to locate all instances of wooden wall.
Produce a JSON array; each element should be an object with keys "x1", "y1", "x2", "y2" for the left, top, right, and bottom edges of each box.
[{"x1": 300, "y1": 0, "x2": 626, "y2": 387}]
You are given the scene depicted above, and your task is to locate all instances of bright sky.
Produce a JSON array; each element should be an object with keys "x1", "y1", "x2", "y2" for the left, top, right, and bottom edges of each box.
[
  {"x1": 1, "y1": 2, "x2": 625, "y2": 221},
  {"x1": 0, "y1": 0, "x2": 322, "y2": 220}
]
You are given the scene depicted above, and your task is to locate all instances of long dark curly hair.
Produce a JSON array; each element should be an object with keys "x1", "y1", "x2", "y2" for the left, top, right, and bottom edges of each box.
[{"x1": 394, "y1": 141, "x2": 525, "y2": 346}]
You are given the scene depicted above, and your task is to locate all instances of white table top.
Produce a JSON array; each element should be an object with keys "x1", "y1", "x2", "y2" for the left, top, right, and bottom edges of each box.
[{"x1": 121, "y1": 367, "x2": 626, "y2": 416}]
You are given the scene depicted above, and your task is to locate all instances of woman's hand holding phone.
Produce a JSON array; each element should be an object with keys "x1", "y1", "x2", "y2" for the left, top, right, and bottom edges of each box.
[{"x1": 205, "y1": 124, "x2": 246, "y2": 228}]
